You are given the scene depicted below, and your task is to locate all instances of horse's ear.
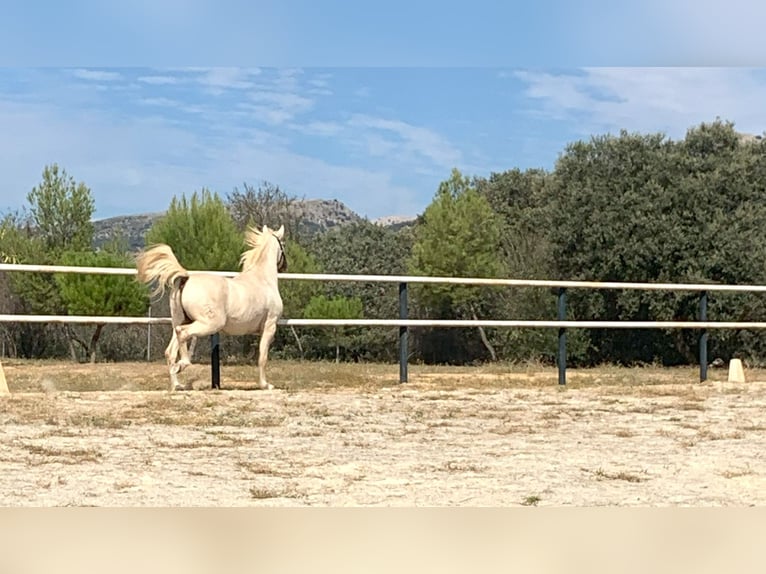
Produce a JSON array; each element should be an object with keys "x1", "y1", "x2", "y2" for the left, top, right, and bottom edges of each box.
[
  {"x1": 262, "y1": 224, "x2": 270, "y2": 233},
  {"x1": 275, "y1": 225, "x2": 285, "y2": 239}
]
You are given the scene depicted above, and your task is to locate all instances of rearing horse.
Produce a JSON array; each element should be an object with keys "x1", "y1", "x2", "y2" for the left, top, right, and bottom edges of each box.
[{"x1": 136, "y1": 224, "x2": 287, "y2": 391}]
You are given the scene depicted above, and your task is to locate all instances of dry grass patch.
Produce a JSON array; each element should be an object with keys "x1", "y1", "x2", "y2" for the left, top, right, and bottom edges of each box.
[
  {"x1": 521, "y1": 495, "x2": 542, "y2": 506},
  {"x1": 720, "y1": 466, "x2": 755, "y2": 479},
  {"x1": 696, "y1": 429, "x2": 745, "y2": 441},
  {"x1": 239, "y1": 461, "x2": 296, "y2": 478},
  {"x1": 676, "y1": 400, "x2": 707, "y2": 412},
  {"x1": 540, "y1": 410, "x2": 564, "y2": 421},
  {"x1": 64, "y1": 413, "x2": 129, "y2": 428},
  {"x1": 19, "y1": 442, "x2": 102, "y2": 465},
  {"x1": 582, "y1": 467, "x2": 648, "y2": 483},
  {"x1": 152, "y1": 440, "x2": 212, "y2": 449},
  {"x1": 625, "y1": 404, "x2": 663, "y2": 415},
  {"x1": 490, "y1": 423, "x2": 534, "y2": 435},
  {"x1": 1, "y1": 391, "x2": 289, "y2": 429},
  {"x1": 204, "y1": 431, "x2": 253, "y2": 446},
  {"x1": 0, "y1": 359, "x2": 739, "y2": 398},
  {"x1": 249, "y1": 485, "x2": 302, "y2": 500},
  {"x1": 3, "y1": 360, "x2": 168, "y2": 393},
  {"x1": 737, "y1": 423, "x2": 766, "y2": 432},
  {"x1": 439, "y1": 460, "x2": 487, "y2": 473}
]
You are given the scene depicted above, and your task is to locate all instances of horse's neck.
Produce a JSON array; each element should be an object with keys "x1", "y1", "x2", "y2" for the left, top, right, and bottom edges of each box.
[{"x1": 241, "y1": 252, "x2": 279, "y2": 286}]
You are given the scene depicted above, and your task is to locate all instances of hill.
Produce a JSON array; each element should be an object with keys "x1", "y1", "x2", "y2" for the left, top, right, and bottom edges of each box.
[{"x1": 92, "y1": 199, "x2": 416, "y2": 251}]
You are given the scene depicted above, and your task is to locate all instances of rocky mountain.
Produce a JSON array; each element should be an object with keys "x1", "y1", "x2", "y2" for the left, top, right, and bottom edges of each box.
[
  {"x1": 291, "y1": 199, "x2": 365, "y2": 235},
  {"x1": 92, "y1": 212, "x2": 163, "y2": 251},
  {"x1": 92, "y1": 199, "x2": 416, "y2": 251}
]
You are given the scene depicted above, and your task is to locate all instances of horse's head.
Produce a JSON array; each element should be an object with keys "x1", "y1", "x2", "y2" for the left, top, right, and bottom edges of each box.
[
  {"x1": 241, "y1": 224, "x2": 288, "y2": 275},
  {"x1": 267, "y1": 224, "x2": 288, "y2": 273}
]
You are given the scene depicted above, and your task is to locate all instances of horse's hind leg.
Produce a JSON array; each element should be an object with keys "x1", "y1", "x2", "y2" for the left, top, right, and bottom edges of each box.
[
  {"x1": 257, "y1": 318, "x2": 278, "y2": 390},
  {"x1": 173, "y1": 336, "x2": 192, "y2": 374},
  {"x1": 176, "y1": 319, "x2": 223, "y2": 343},
  {"x1": 164, "y1": 331, "x2": 183, "y2": 391},
  {"x1": 167, "y1": 286, "x2": 195, "y2": 385},
  {"x1": 175, "y1": 320, "x2": 225, "y2": 368}
]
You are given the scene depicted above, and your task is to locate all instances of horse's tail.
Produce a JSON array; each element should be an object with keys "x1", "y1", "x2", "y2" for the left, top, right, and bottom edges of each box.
[{"x1": 135, "y1": 244, "x2": 190, "y2": 299}]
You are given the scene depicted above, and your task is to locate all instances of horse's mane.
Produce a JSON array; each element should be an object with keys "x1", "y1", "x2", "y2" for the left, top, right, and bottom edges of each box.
[{"x1": 239, "y1": 226, "x2": 273, "y2": 272}]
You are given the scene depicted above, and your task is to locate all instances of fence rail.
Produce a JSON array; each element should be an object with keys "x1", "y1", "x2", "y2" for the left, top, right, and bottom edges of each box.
[
  {"x1": 1, "y1": 262, "x2": 765, "y2": 386},
  {"x1": 4, "y1": 314, "x2": 766, "y2": 331},
  {"x1": 4, "y1": 263, "x2": 766, "y2": 292}
]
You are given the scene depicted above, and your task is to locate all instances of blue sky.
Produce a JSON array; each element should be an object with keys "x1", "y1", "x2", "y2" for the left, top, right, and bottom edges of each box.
[{"x1": 1, "y1": 2, "x2": 766, "y2": 221}]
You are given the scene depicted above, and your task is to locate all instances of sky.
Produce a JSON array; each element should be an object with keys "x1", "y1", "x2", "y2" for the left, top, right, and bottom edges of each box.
[{"x1": 1, "y1": 2, "x2": 766, "y2": 221}]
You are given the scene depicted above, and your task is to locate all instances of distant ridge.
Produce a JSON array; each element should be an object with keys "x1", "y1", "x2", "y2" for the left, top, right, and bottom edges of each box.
[{"x1": 92, "y1": 199, "x2": 416, "y2": 251}]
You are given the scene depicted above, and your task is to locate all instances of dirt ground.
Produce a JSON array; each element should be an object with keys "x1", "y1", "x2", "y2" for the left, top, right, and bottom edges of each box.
[{"x1": 1, "y1": 360, "x2": 766, "y2": 507}]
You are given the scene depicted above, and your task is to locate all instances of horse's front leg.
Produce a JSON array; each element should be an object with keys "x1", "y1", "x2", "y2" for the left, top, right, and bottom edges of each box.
[{"x1": 257, "y1": 319, "x2": 278, "y2": 390}]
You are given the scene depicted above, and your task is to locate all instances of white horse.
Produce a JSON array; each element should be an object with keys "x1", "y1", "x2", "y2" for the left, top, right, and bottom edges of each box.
[{"x1": 136, "y1": 224, "x2": 287, "y2": 391}]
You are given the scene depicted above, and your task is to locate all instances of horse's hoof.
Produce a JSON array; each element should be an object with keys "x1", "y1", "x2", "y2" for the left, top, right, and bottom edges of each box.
[
  {"x1": 260, "y1": 383, "x2": 274, "y2": 391},
  {"x1": 170, "y1": 360, "x2": 191, "y2": 375}
]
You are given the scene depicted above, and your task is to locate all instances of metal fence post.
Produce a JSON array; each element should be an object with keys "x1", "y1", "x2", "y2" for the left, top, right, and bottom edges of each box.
[
  {"x1": 399, "y1": 282, "x2": 408, "y2": 383},
  {"x1": 699, "y1": 291, "x2": 708, "y2": 382},
  {"x1": 558, "y1": 288, "x2": 567, "y2": 385},
  {"x1": 211, "y1": 333, "x2": 220, "y2": 389}
]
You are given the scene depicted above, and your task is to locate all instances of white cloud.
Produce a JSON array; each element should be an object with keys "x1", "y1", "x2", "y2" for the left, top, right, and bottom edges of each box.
[
  {"x1": 285, "y1": 111, "x2": 463, "y2": 177},
  {"x1": 137, "y1": 97, "x2": 205, "y2": 114},
  {"x1": 515, "y1": 68, "x2": 766, "y2": 139},
  {"x1": 0, "y1": 94, "x2": 422, "y2": 219},
  {"x1": 292, "y1": 121, "x2": 344, "y2": 137},
  {"x1": 71, "y1": 69, "x2": 123, "y2": 82},
  {"x1": 196, "y1": 67, "x2": 260, "y2": 94},
  {"x1": 348, "y1": 114, "x2": 462, "y2": 168},
  {"x1": 307, "y1": 74, "x2": 333, "y2": 96},
  {"x1": 231, "y1": 89, "x2": 317, "y2": 126},
  {"x1": 137, "y1": 75, "x2": 179, "y2": 85},
  {"x1": 138, "y1": 97, "x2": 179, "y2": 107},
  {"x1": 0, "y1": 98, "x2": 211, "y2": 215},
  {"x1": 0, "y1": 68, "x2": 470, "y2": 221}
]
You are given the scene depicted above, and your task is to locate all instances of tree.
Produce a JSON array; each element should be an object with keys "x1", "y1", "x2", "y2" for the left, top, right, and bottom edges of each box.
[
  {"x1": 226, "y1": 181, "x2": 303, "y2": 240},
  {"x1": 27, "y1": 164, "x2": 95, "y2": 252},
  {"x1": 548, "y1": 121, "x2": 766, "y2": 365},
  {"x1": 0, "y1": 216, "x2": 20, "y2": 264},
  {"x1": 408, "y1": 168, "x2": 507, "y2": 363},
  {"x1": 310, "y1": 220, "x2": 413, "y2": 313},
  {"x1": 302, "y1": 295, "x2": 364, "y2": 362},
  {"x1": 55, "y1": 245, "x2": 150, "y2": 363},
  {"x1": 308, "y1": 220, "x2": 414, "y2": 361},
  {"x1": 145, "y1": 189, "x2": 242, "y2": 272},
  {"x1": 476, "y1": 168, "x2": 587, "y2": 363},
  {"x1": 3, "y1": 166, "x2": 97, "y2": 360},
  {"x1": 0, "y1": 214, "x2": 27, "y2": 357},
  {"x1": 6, "y1": 165, "x2": 96, "y2": 314}
]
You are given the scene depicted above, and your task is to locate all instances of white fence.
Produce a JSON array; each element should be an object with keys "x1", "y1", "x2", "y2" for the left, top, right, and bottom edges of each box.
[{"x1": 3, "y1": 262, "x2": 766, "y2": 384}]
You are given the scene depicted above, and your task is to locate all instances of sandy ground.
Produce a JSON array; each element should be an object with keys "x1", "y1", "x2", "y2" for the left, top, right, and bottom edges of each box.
[{"x1": 2, "y1": 372, "x2": 766, "y2": 507}]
